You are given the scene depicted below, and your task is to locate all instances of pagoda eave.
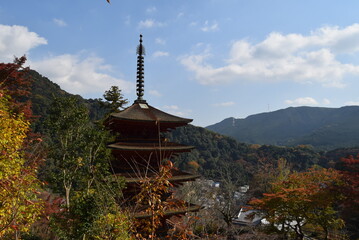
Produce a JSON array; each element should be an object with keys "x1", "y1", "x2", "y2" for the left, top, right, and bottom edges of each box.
[
  {"x1": 106, "y1": 118, "x2": 190, "y2": 132},
  {"x1": 107, "y1": 103, "x2": 192, "y2": 127},
  {"x1": 122, "y1": 173, "x2": 201, "y2": 185},
  {"x1": 108, "y1": 143, "x2": 194, "y2": 152},
  {"x1": 133, "y1": 204, "x2": 202, "y2": 219}
]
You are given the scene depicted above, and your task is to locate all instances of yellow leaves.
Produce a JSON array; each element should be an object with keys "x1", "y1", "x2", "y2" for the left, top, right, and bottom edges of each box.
[
  {"x1": 0, "y1": 95, "x2": 44, "y2": 237},
  {"x1": 93, "y1": 212, "x2": 132, "y2": 240},
  {"x1": 0, "y1": 167, "x2": 44, "y2": 236},
  {"x1": 77, "y1": 157, "x2": 84, "y2": 167},
  {"x1": 0, "y1": 99, "x2": 29, "y2": 179}
]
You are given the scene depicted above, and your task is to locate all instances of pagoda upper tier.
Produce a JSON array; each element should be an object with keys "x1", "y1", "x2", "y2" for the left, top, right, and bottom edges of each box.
[{"x1": 106, "y1": 101, "x2": 192, "y2": 134}]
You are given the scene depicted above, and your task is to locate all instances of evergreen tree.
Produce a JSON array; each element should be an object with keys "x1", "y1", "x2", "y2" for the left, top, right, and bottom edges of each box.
[{"x1": 100, "y1": 86, "x2": 128, "y2": 114}]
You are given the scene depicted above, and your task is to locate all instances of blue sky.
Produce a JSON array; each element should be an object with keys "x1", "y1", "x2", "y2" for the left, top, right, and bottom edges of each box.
[{"x1": 1, "y1": 1, "x2": 359, "y2": 126}]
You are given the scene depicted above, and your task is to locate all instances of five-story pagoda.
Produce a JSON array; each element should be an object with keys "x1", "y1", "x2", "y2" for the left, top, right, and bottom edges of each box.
[{"x1": 105, "y1": 35, "x2": 200, "y2": 234}]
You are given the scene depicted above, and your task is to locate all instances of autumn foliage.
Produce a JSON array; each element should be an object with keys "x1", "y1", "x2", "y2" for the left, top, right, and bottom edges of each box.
[
  {"x1": 0, "y1": 93, "x2": 44, "y2": 238},
  {"x1": 133, "y1": 161, "x2": 188, "y2": 239},
  {"x1": 340, "y1": 154, "x2": 359, "y2": 209},
  {"x1": 338, "y1": 155, "x2": 359, "y2": 239},
  {"x1": 0, "y1": 56, "x2": 33, "y2": 121},
  {"x1": 0, "y1": 58, "x2": 44, "y2": 238},
  {"x1": 250, "y1": 167, "x2": 344, "y2": 239}
]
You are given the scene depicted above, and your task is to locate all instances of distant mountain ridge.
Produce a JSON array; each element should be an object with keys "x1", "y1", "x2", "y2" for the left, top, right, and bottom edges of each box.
[{"x1": 206, "y1": 106, "x2": 359, "y2": 150}]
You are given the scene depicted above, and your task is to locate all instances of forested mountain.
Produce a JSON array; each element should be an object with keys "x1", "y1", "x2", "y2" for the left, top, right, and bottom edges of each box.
[
  {"x1": 206, "y1": 106, "x2": 359, "y2": 150},
  {"x1": 166, "y1": 124, "x2": 322, "y2": 183},
  {"x1": 28, "y1": 70, "x2": 357, "y2": 184},
  {"x1": 28, "y1": 70, "x2": 108, "y2": 132}
]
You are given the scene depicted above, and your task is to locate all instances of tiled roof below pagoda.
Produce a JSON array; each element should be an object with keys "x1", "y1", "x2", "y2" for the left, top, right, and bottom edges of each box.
[
  {"x1": 116, "y1": 168, "x2": 200, "y2": 184},
  {"x1": 134, "y1": 199, "x2": 202, "y2": 219}
]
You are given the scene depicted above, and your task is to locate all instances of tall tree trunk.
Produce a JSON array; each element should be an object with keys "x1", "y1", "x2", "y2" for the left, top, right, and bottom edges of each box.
[{"x1": 65, "y1": 186, "x2": 71, "y2": 208}]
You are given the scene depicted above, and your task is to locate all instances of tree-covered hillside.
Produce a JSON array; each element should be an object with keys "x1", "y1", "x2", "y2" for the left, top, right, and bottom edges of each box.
[
  {"x1": 166, "y1": 125, "x2": 323, "y2": 184},
  {"x1": 28, "y1": 70, "x2": 108, "y2": 132},
  {"x1": 206, "y1": 106, "x2": 359, "y2": 150},
  {"x1": 28, "y1": 69, "x2": 357, "y2": 185}
]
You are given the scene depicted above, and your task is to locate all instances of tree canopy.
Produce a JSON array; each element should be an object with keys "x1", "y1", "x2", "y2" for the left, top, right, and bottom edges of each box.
[{"x1": 250, "y1": 167, "x2": 344, "y2": 239}]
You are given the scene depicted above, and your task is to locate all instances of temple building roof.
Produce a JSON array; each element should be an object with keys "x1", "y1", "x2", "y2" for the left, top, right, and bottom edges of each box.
[
  {"x1": 109, "y1": 102, "x2": 192, "y2": 124},
  {"x1": 108, "y1": 141, "x2": 194, "y2": 151}
]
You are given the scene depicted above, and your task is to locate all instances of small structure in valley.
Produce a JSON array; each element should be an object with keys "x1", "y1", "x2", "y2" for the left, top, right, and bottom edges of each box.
[
  {"x1": 105, "y1": 35, "x2": 200, "y2": 235},
  {"x1": 232, "y1": 206, "x2": 264, "y2": 226}
]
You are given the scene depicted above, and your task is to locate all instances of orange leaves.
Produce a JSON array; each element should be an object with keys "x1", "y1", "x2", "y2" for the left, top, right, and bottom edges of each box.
[
  {"x1": 0, "y1": 56, "x2": 33, "y2": 122},
  {"x1": 341, "y1": 154, "x2": 359, "y2": 165},
  {"x1": 250, "y1": 167, "x2": 344, "y2": 237},
  {"x1": 188, "y1": 161, "x2": 200, "y2": 172},
  {"x1": 340, "y1": 155, "x2": 359, "y2": 210},
  {"x1": 133, "y1": 161, "x2": 185, "y2": 239}
]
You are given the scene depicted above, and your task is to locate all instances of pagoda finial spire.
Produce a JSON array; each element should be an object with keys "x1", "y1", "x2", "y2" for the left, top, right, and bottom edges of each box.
[{"x1": 135, "y1": 34, "x2": 146, "y2": 103}]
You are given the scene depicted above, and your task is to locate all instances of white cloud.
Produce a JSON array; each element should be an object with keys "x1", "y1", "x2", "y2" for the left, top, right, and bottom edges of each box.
[
  {"x1": 153, "y1": 51, "x2": 169, "y2": 58},
  {"x1": 146, "y1": 7, "x2": 157, "y2": 13},
  {"x1": 53, "y1": 18, "x2": 67, "y2": 27},
  {"x1": 177, "y1": 12, "x2": 184, "y2": 18},
  {"x1": 30, "y1": 54, "x2": 133, "y2": 96},
  {"x1": 285, "y1": 97, "x2": 318, "y2": 106},
  {"x1": 0, "y1": 24, "x2": 132, "y2": 98},
  {"x1": 323, "y1": 98, "x2": 331, "y2": 105},
  {"x1": 162, "y1": 105, "x2": 183, "y2": 116},
  {"x1": 0, "y1": 24, "x2": 47, "y2": 62},
  {"x1": 201, "y1": 20, "x2": 219, "y2": 32},
  {"x1": 181, "y1": 24, "x2": 359, "y2": 88},
  {"x1": 213, "y1": 101, "x2": 235, "y2": 107},
  {"x1": 149, "y1": 90, "x2": 161, "y2": 97},
  {"x1": 138, "y1": 19, "x2": 165, "y2": 29},
  {"x1": 345, "y1": 101, "x2": 359, "y2": 106},
  {"x1": 163, "y1": 105, "x2": 179, "y2": 110},
  {"x1": 124, "y1": 15, "x2": 131, "y2": 25},
  {"x1": 155, "y1": 38, "x2": 166, "y2": 45}
]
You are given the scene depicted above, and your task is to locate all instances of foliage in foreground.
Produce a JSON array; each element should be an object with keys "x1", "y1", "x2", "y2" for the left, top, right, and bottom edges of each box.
[
  {"x1": 0, "y1": 58, "x2": 44, "y2": 239},
  {"x1": 0, "y1": 94, "x2": 43, "y2": 238},
  {"x1": 50, "y1": 191, "x2": 132, "y2": 240},
  {"x1": 38, "y1": 95, "x2": 132, "y2": 239}
]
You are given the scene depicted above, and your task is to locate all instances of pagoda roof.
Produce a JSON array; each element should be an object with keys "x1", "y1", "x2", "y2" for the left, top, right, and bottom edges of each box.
[
  {"x1": 118, "y1": 168, "x2": 201, "y2": 184},
  {"x1": 109, "y1": 102, "x2": 192, "y2": 124},
  {"x1": 108, "y1": 141, "x2": 194, "y2": 152}
]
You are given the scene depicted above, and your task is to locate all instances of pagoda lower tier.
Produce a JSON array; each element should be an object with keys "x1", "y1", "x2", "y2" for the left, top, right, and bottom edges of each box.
[
  {"x1": 108, "y1": 141, "x2": 194, "y2": 173},
  {"x1": 117, "y1": 168, "x2": 201, "y2": 198}
]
